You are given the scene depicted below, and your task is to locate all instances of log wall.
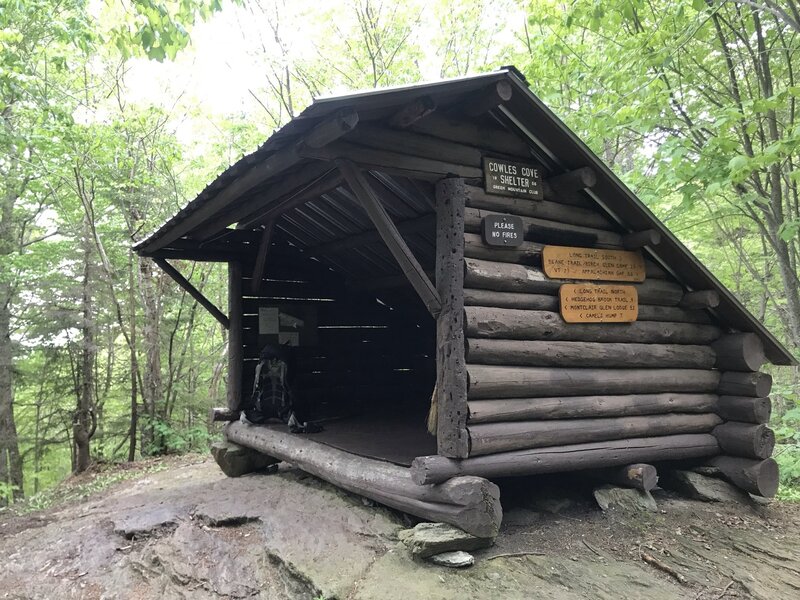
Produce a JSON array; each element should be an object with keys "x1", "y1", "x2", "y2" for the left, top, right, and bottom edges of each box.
[{"x1": 428, "y1": 179, "x2": 776, "y2": 493}]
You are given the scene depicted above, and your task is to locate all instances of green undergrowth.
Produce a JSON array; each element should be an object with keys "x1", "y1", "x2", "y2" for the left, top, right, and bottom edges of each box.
[{"x1": 775, "y1": 443, "x2": 800, "y2": 502}]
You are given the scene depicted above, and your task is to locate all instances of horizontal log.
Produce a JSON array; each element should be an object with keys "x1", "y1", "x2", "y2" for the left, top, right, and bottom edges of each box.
[
  {"x1": 712, "y1": 333, "x2": 766, "y2": 372},
  {"x1": 462, "y1": 233, "x2": 669, "y2": 279},
  {"x1": 464, "y1": 207, "x2": 624, "y2": 248},
  {"x1": 593, "y1": 463, "x2": 658, "y2": 491},
  {"x1": 467, "y1": 393, "x2": 719, "y2": 423},
  {"x1": 225, "y1": 422, "x2": 502, "y2": 537},
  {"x1": 411, "y1": 434, "x2": 721, "y2": 485},
  {"x1": 679, "y1": 290, "x2": 720, "y2": 310},
  {"x1": 463, "y1": 289, "x2": 710, "y2": 323},
  {"x1": 461, "y1": 80, "x2": 514, "y2": 116},
  {"x1": 410, "y1": 113, "x2": 532, "y2": 158},
  {"x1": 718, "y1": 371, "x2": 772, "y2": 397},
  {"x1": 466, "y1": 365, "x2": 721, "y2": 399},
  {"x1": 468, "y1": 413, "x2": 722, "y2": 456},
  {"x1": 623, "y1": 230, "x2": 661, "y2": 249},
  {"x1": 388, "y1": 95, "x2": 436, "y2": 128},
  {"x1": 546, "y1": 167, "x2": 597, "y2": 193},
  {"x1": 465, "y1": 338, "x2": 716, "y2": 369},
  {"x1": 463, "y1": 186, "x2": 613, "y2": 230},
  {"x1": 713, "y1": 422, "x2": 775, "y2": 459},
  {"x1": 463, "y1": 258, "x2": 684, "y2": 305},
  {"x1": 716, "y1": 396, "x2": 771, "y2": 424},
  {"x1": 703, "y1": 456, "x2": 779, "y2": 497},
  {"x1": 465, "y1": 307, "x2": 722, "y2": 345}
]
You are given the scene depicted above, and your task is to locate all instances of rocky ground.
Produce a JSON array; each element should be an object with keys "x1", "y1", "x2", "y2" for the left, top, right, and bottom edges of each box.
[{"x1": 1, "y1": 455, "x2": 799, "y2": 599}]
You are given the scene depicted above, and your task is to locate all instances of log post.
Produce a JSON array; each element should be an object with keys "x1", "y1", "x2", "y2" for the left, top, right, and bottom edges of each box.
[
  {"x1": 712, "y1": 333, "x2": 766, "y2": 372},
  {"x1": 703, "y1": 456, "x2": 779, "y2": 497},
  {"x1": 716, "y1": 396, "x2": 771, "y2": 424},
  {"x1": 435, "y1": 178, "x2": 469, "y2": 458},
  {"x1": 718, "y1": 371, "x2": 772, "y2": 397},
  {"x1": 712, "y1": 422, "x2": 775, "y2": 459},
  {"x1": 679, "y1": 290, "x2": 720, "y2": 310},
  {"x1": 226, "y1": 422, "x2": 502, "y2": 537},
  {"x1": 227, "y1": 261, "x2": 243, "y2": 412},
  {"x1": 623, "y1": 230, "x2": 661, "y2": 249}
]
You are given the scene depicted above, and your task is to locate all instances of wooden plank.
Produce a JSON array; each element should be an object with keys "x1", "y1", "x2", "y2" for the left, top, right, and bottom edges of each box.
[
  {"x1": 465, "y1": 338, "x2": 716, "y2": 369},
  {"x1": 465, "y1": 306, "x2": 722, "y2": 344},
  {"x1": 225, "y1": 422, "x2": 502, "y2": 538},
  {"x1": 466, "y1": 365, "x2": 721, "y2": 399},
  {"x1": 467, "y1": 393, "x2": 719, "y2": 423},
  {"x1": 542, "y1": 246, "x2": 645, "y2": 282},
  {"x1": 559, "y1": 284, "x2": 638, "y2": 323},
  {"x1": 337, "y1": 159, "x2": 441, "y2": 316},
  {"x1": 227, "y1": 262, "x2": 244, "y2": 411},
  {"x1": 154, "y1": 258, "x2": 230, "y2": 329},
  {"x1": 410, "y1": 434, "x2": 721, "y2": 485},
  {"x1": 249, "y1": 222, "x2": 274, "y2": 295},
  {"x1": 468, "y1": 413, "x2": 722, "y2": 456},
  {"x1": 139, "y1": 108, "x2": 358, "y2": 252},
  {"x1": 434, "y1": 178, "x2": 470, "y2": 458}
]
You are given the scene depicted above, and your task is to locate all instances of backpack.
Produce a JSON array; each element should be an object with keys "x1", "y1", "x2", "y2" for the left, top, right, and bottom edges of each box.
[{"x1": 242, "y1": 343, "x2": 321, "y2": 433}]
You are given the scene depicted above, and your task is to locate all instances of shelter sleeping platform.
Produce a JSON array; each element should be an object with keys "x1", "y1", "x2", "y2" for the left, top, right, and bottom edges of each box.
[{"x1": 135, "y1": 67, "x2": 794, "y2": 537}]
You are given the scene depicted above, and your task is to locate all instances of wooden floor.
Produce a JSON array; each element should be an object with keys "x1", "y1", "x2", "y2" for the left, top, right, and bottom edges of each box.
[{"x1": 264, "y1": 411, "x2": 436, "y2": 466}]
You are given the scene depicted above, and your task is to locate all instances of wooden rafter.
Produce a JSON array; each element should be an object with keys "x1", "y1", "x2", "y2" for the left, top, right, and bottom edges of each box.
[
  {"x1": 336, "y1": 158, "x2": 441, "y2": 317},
  {"x1": 249, "y1": 221, "x2": 275, "y2": 295}
]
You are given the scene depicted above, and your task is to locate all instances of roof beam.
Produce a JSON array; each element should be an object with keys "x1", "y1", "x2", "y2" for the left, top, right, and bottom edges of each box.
[
  {"x1": 139, "y1": 108, "x2": 358, "y2": 252},
  {"x1": 237, "y1": 169, "x2": 345, "y2": 230},
  {"x1": 336, "y1": 158, "x2": 441, "y2": 317},
  {"x1": 154, "y1": 258, "x2": 230, "y2": 329},
  {"x1": 310, "y1": 213, "x2": 435, "y2": 256},
  {"x1": 388, "y1": 95, "x2": 436, "y2": 128},
  {"x1": 459, "y1": 81, "x2": 513, "y2": 117},
  {"x1": 190, "y1": 161, "x2": 332, "y2": 240}
]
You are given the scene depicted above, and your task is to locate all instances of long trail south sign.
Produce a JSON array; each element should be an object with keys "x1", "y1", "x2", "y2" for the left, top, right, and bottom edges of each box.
[{"x1": 483, "y1": 157, "x2": 543, "y2": 200}]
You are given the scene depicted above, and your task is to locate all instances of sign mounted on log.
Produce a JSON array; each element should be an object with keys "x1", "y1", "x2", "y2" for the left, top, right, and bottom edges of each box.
[
  {"x1": 483, "y1": 157, "x2": 543, "y2": 200},
  {"x1": 542, "y1": 245, "x2": 646, "y2": 282},
  {"x1": 481, "y1": 214, "x2": 525, "y2": 247},
  {"x1": 559, "y1": 284, "x2": 638, "y2": 323}
]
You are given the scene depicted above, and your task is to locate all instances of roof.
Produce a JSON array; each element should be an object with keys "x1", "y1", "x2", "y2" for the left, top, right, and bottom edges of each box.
[{"x1": 135, "y1": 68, "x2": 796, "y2": 365}]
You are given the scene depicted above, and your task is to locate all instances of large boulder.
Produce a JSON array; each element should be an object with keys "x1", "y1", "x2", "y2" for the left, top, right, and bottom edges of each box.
[
  {"x1": 398, "y1": 522, "x2": 494, "y2": 558},
  {"x1": 663, "y1": 470, "x2": 751, "y2": 503},
  {"x1": 211, "y1": 440, "x2": 279, "y2": 477}
]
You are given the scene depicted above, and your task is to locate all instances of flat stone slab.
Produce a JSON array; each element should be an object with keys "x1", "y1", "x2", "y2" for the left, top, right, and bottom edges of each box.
[
  {"x1": 211, "y1": 441, "x2": 279, "y2": 478},
  {"x1": 398, "y1": 522, "x2": 494, "y2": 558},
  {"x1": 664, "y1": 470, "x2": 751, "y2": 503},
  {"x1": 593, "y1": 484, "x2": 657, "y2": 512},
  {"x1": 429, "y1": 551, "x2": 475, "y2": 568}
]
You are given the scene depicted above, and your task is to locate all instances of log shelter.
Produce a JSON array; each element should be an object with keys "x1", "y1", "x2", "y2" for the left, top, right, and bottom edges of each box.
[{"x1": 135, "y1": 67, "x2": 795, "y2": 537}]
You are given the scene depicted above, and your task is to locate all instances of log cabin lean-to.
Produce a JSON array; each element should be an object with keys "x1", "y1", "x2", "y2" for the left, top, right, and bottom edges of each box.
[{"x1": 134, "y1": 67, "x2": 796, "y2": 538}]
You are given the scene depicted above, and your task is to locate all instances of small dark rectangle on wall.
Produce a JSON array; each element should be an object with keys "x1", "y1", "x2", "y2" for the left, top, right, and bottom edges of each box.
[
  {"x1": 482, "y1": 214, "x2": 525, "y2": 247},
  {"x1": 483, "y1": 156, "x2": 543, "y2": 200}
]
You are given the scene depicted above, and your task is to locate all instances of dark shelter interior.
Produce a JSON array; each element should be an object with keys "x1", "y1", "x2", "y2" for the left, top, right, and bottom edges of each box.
[{"x1": 235, "y1": 179, "x2": 439, "y2": 464}]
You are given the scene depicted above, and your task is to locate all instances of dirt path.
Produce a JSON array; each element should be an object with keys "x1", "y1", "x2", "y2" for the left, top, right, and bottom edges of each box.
[{"x1": 1, "y1": 457, "x2": 798, "y2": 599}]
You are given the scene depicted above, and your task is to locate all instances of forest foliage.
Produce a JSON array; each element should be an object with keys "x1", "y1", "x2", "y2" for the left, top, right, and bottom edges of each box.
[{"x1": 1, "y1": 0, "x2": 800, "y2": 503}]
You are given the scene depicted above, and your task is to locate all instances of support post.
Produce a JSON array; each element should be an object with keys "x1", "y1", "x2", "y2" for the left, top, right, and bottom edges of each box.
[
  {"x1": 337, "y1": 159, "x2": 441, "y2": 316},
  {"x1": 154, "y1": 258, "x2": 230, "y2": 329},
  {"x1": 227, "y1": 261, "x2": 243, "y2": 411},
  {"x1": 435, "y1": 178, "x2": 470, "y2": 458}
]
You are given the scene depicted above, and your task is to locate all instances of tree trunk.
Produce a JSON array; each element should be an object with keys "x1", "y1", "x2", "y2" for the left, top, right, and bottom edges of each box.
[{"x1": 138, "y1": 255, "x2": 163, "y2": 454}]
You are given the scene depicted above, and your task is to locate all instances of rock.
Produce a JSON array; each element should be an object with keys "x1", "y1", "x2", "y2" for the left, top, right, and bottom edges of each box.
[
  {"x1": 593, "y1": 485, "x2": 657, "y2": 512},
  {"x1": 663, "y1": 470, "x2": 751, "y2": 504},
  {"x1": 398, "y1": 522, "x2": 494, "y2": 558},
  {"x1": 429, "y1": 551, "x2": 475, "y2": 568},
  {"x1": 210, "y1": 441, "x2": 280, "y2": 477}
]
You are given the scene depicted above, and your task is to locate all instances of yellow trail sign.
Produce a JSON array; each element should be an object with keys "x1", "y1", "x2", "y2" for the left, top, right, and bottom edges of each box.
[
  {"x1": 542, "y1": 245, "x2": 646, "y2": 282},
  {"x1": 559, "y1": 284, "x2": 639, "y2": 323}
]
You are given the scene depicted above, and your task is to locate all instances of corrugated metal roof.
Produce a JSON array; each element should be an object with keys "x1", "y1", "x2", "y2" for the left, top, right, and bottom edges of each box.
[{"x1": 134, "y1": 68, "x2": 796, "y2": 366}]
